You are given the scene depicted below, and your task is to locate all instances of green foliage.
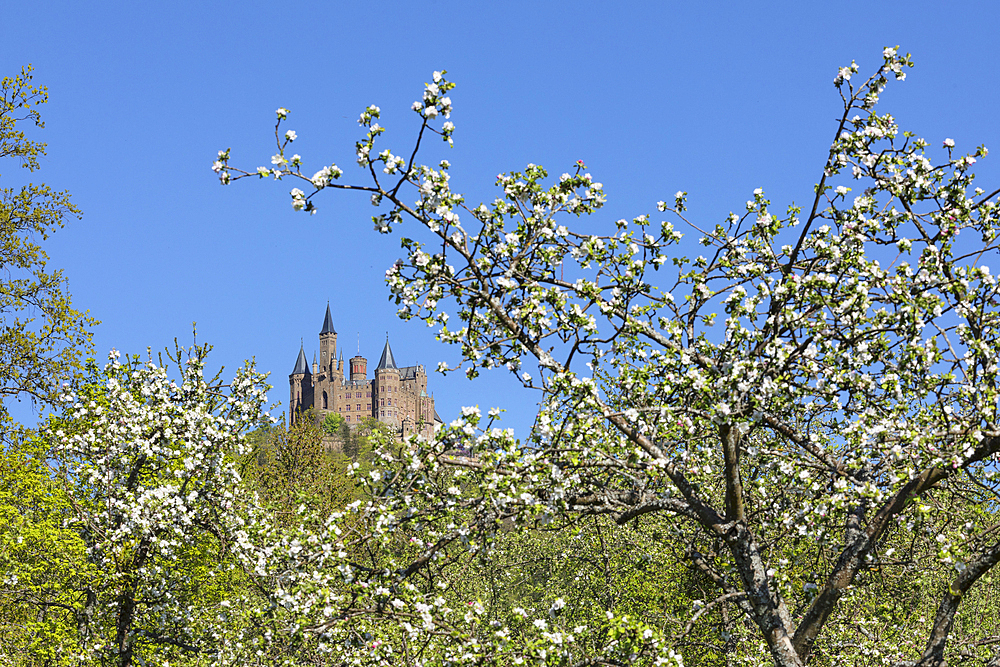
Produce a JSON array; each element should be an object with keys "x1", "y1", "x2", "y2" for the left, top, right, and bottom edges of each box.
[
  {"x1": 322, "y1": 411, "x2": 343, "y2": 434},
  {"x1": 344, "y1": 415, "x2": 393, "y2": 459},
  {"x1": 0, "y1": 431, "x2": 88, "y2": 665},
  {"x1": 459, "y1": 517, "x2": 733, "y2": 665},
  {"x1": 0, "y1": 65, "x2": 97, "y2": 439},
  {"x1": 247, "y1": 411, "x2": 392, "y2": 517},
  {"x1": 0, "y1": 64, "x2": 99, "y2": 666}
]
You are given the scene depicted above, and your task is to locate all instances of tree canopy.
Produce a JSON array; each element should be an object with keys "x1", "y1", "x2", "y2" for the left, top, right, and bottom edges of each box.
[
  {"x1": 216, "y1": 49, "x2": 1000, "y2": 667},
  {"x1": 0, "y1": 65, "x2": 96, "y2": 438},
  {"x1": 1, "y1": 65, "x2": 99, "y2": 664}
]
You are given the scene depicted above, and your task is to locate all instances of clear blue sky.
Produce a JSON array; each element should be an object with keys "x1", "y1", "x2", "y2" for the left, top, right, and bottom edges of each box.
[{"x1": 5, "y1": 1, "x2": 999, "y2": 436}]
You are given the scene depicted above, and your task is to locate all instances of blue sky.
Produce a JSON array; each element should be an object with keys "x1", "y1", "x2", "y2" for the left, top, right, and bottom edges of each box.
[{"x1": 5, "y1": 1, "x2": 1000, "y2": 436}]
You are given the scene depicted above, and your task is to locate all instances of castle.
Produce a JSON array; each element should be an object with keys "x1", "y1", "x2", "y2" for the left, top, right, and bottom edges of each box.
[{"x1": 289, "y1": 304, "x2": 441, "y2": 440}]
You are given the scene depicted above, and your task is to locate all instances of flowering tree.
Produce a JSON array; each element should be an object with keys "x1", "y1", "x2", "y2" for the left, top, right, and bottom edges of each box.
[
  {"x1": 217, "y1": 50, "x2": 1000, "y2": 667},
  {"x1": 45, "y1": 342, "x2": 273, "y2": 666}
]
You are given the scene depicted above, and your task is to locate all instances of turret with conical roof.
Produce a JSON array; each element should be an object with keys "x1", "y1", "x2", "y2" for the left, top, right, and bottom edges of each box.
[
  {"x1": 321, "y1": 303, "x2": 337, "y2": 335},
  {"x1": 291, "y1": 342, "x2": 310, "y2": 377},
  {"x1": 374, "y1": 336, "x2": 401, "y2": 428},
  {"x1": 289, "y1": 341, "x2": 313, "y2": 417},
  {"x1": 376, "y1": 337, "x2": 398, "y2": 370},
  {"x1": 319, "y1": 303, "x2": 338, "y2": 376}
]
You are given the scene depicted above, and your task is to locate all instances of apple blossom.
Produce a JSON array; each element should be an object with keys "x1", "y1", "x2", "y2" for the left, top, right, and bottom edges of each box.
[{"x1": 216, "y1": 51, "x2": 1000, "y2": 667}]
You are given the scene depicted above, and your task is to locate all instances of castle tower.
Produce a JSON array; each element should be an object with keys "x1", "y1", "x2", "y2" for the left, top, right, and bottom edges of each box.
[
  {"x1": 374, "y1": 337, "x2": 400, "y2": 426},
  {"x1": 350, "y1": 354, "x2": 367, "y2": 383},
  {"x1": 288, "y1": 342, "x2": 312, "y2": 423},
  {"x1": 319, "y1": 303, "x2": 337, "y2": 376}
]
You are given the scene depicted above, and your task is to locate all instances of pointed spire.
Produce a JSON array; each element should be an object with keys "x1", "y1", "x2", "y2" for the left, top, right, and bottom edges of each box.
[
  {"x1": 376, "y1": 336, "x2": 398, "y2": 370},
  {"x1": 291, "y1": 341, "x2": 310, "y2": 376},
  {"x1": 320, "y1": 302, "x2": 337, "y2": 335}
]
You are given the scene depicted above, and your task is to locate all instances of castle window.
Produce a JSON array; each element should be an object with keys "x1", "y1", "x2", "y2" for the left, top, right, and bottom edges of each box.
[
  {"x1": 387, "y1": 399, "x2": 392, "y2": 406},
  {"x1": 381, "y1": 399, "x2": 385, "y2": 406},
  {"x1": 357, "y1": 404, "x2": 361, "y2": 411},
  {"x1": 322, "y1": 391, "x2": 328, "y2": 409},
  {"x1": 346, "y1": 415, "x2": 351, "y2": 422}
]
